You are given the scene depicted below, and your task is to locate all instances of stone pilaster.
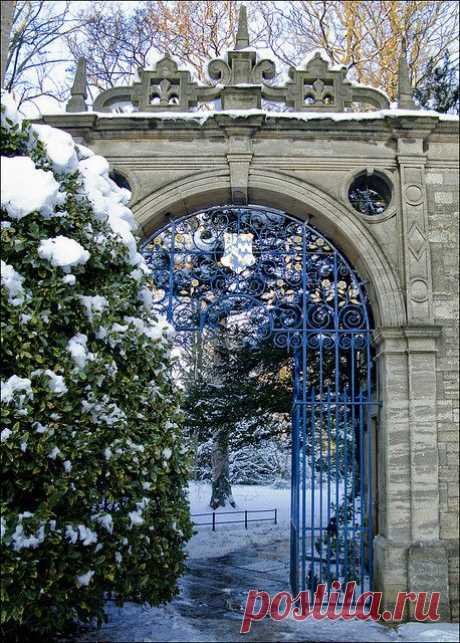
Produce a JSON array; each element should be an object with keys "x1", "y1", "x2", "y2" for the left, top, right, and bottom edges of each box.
[
  {"x1": 225, "y1": 130, "x2": 254, "y2": 205},
  {"x1": 398, "y1": 140, "x2": 433, "y2": 324},
  {"x1": 404, "y1": 327, "x2": 442, "y2": 541},
  {"x1": 374, "y1": 325, "x2": 450, "y2": 618},
  {"x1": 374, "y1": 328, "x2": 411, "y2": 543}
]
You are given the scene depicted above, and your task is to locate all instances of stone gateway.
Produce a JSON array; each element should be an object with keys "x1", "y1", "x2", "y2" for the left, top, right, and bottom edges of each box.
[{"x1": 41, "y1": 6, "x2": 459, "y2": 621}]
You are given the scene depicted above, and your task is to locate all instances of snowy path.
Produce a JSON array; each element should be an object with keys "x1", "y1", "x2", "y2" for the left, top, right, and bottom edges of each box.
[
  {"x1": 77, "y1": 483, "x2": 459, "y2": 642},
  {"x1": 78, "y1": 542, "x2": 459, "y2": 642}
]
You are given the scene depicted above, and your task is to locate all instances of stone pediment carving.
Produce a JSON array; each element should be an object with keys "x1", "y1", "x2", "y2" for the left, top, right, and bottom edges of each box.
[
  {"x1": 71, "y1": 5, "x2": 395, "y2": 114},
  {"x1": 287, "y1": 52, "x2": 353, "y2": 110},
  {"x1": 131, "y1": 55, "x2": 199, "y2": 111}
]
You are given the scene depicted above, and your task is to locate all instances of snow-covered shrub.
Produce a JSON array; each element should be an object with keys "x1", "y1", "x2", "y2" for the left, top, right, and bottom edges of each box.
[
  {"x1": 229, "y1": 441, "x2": 291, "y2": 485},
  {"x1": 1, "y1": 93, "x2": 192, "y2": 639},
  {"x1": 191, "y1": 438, "x2": 290, "y2": 485},
  {"x1": 191, "y1": 438, "x2": 213, "y2": 481}
]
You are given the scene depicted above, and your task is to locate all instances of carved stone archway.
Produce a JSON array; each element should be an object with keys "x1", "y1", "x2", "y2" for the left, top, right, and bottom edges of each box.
[
  {"x1": 133, "y1": 171, "x2": 406, "y2": 330},
  {"x1": 38, "y1": 4, "x2": 459, "y2": 620}
]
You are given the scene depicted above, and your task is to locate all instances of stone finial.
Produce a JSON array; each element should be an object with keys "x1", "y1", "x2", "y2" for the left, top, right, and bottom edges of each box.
[
  {"x1": 235, "y1": 5, "x2": 249, "y2": 50},
  {"x1": 66, "y1": 57, "x2": 88, "y2": 112},
  {"x1": 398, "y1": 37, "x2": 417, "y2": 110}
]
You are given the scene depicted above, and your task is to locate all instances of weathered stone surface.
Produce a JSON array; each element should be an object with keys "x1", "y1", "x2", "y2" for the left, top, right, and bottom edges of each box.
[{"x1": 408, "y1": 543, "x2": 451, "y2": 620}]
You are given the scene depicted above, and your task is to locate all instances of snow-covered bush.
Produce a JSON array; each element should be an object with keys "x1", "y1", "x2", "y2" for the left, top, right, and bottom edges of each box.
[
  {"x1": 1, "y1": 93, "x2": 192, "y2": 639},
  {"x1": 229, "y1": 441, "x2": 291, "y2": 485},
  {"x1": 192, "y1": 438, "x2": 290, "y2": 485},
  {"x1": 191, "y1": 438, "x2": 214, "y2": 481}
]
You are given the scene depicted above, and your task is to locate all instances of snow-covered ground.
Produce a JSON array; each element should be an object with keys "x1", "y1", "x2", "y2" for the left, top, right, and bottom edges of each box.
[
  {"x1": 77, "y1": 483, "x2": 460, "y2": 642},
  {"x1": 186, "y1": 480, "x2": 345, "y2": 560},
  {"x1": 80, "y1": 599, "x2": 460, "y2": 642},
  {"x1": 396, "y1": 623, "x2": 459, "y2": 642},
  {"x1": 187, "y1": 481, "x2": 290, "y2": 559}
]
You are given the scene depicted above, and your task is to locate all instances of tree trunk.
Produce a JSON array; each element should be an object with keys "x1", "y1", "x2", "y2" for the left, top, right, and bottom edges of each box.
[
  {"x1": 1, "y1": 1, "x2": 15, "y2": 88},
  {"x1": 210, "y1": 433, "x2": 235, "y2": 509}
]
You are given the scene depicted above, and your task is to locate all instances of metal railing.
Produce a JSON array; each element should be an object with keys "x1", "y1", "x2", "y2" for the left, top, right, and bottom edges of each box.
[{"x1": 191, "y1": 508, "x2": 277, "y2": 531}]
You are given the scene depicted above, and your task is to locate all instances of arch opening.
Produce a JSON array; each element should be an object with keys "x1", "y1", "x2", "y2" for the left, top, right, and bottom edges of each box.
[
  {"x1": 134, "y1": 173, "x2": 406, "y2": 330},
  {"x1": 142, "y1": 204, "x2": 378, "y2": 598}
]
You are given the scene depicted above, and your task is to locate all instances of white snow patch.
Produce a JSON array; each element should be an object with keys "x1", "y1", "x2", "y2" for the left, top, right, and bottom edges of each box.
[
  {"x1": 79, "y1": 294, "x2": 108, "y2": 322},
  {"x1": 76, "y1": 143, "x2": 94, "y2": 160},
  {"x1": 1, "y1": 90, "x2": 22, "y2": 126},
  {"x1": 397, "y1": 622, "x2": 460, "y2": 642},
  {"x1": 76, "y1": 570, "x2": 95, "y2": 587},
  {"x1": 1, "y1": 428, "x2": 12, "y2": 442},
  {"x1": 130, "y1": 264, "x2": 149, "y2": 282},
  {"x1": 77, "y1": 154, "x2": 139, "y2": 264},
  {"x1": 78, "y1": 525, "x2": 98, "y2": 546},
  {"x1": 31, "y1": 123, "x2": 79, "y2": 174},
  {"x1": 128, "y1": 498, "x2": 150, "y2": 528},
  {"x1": 65, "y1": 525, "x2": 79, "y2": 544},
  {"x1": 10, "y1": 513, "x2": 46, "y2": 551},
  {"x1": 1, "y1": 375, "x2": 33, "y2": 406},
  {"x1": 81, "y1": 394, "x2": 126, "y2": 426},
  {"x1": 123, "y1": 315, "x2": 173, "y2": 342},
  {"x1": 62, "y1": 274, "x2": 76, "y2": 285},
  {"x1": 33, "y1": 369, "x2": 68, "y2": 395},
  {"x1": 93, "y1": 513, "x2": 113, "y2": 534},
  {"x1": 1, "y1": 156, "x2": 63, "y2": 219},
  {"x1": 187, "y1": 481, "x2": 343, "y2": 560},
  {"x1": 33, "y1": 421, "x2": 48, "y2": 433},
  {"x1": 108, "y1": 201, "x2": 137, "y2": 228},
  {"x1": 38, "y1": 235, "x2": 90, "y2": 272},
  {"x1": 80, "y1": 107, "x2": 459, "y2": 124},
  {"x1": 187, "y1": 482, "x2": 290, "y2": 560},
  {"x1": 67, "y1": 333, "x2": 94, "y2": 369},
  {"x1": 108, "y1": 213, "x2": 138, "y2": 263},
  {"x1": 138, "y1": 286, "x2": 153, "y2": 310},
  {"x1": 1, "y1": 260, "x2": 26, "y2": 306},
  {"x1": 128, "y1": 510, "x2": 144, "y2": 527}
]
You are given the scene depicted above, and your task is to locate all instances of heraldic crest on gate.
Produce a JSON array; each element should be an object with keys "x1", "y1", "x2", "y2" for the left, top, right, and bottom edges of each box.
[{"x1": 142, "y1": 205, "x2": 376, "y2": 599}]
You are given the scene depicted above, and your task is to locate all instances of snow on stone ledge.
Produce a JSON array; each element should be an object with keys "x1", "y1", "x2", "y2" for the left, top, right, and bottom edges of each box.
[
  {"x1": 1, "y1": 157, "x2": 64, "y2": 219},
  {"x1": 63, "y1": 107, "x2": 459, "y2": 125}
]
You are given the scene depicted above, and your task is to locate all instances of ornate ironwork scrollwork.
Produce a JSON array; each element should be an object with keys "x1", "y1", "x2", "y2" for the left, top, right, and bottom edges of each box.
[{"x1": 142, "y1": 206, "x2": 371, "y2": 349}]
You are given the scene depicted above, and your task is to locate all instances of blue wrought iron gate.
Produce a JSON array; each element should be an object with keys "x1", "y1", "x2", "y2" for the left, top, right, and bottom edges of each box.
[{"x1": 142, "y1": 205, "x2": 375, "y2": 598}]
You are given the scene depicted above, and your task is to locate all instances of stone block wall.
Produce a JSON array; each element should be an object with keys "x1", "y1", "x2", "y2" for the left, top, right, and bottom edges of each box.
[{"x1": 427, "y1": 169, "x2": 460, "y2": 620}]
